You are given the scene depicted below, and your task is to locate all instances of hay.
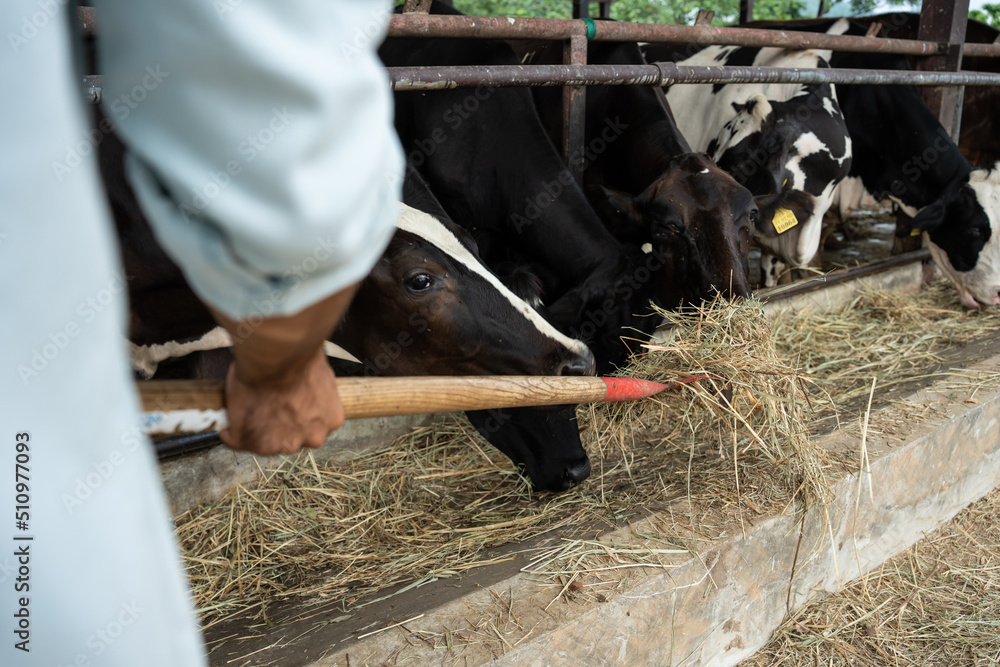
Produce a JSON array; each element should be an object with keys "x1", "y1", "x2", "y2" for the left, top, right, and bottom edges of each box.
[
  {"x1": 745, "y1": 485, "x2": 1000, "y2": 666},
  {"x1": 769, "y1": 279, "x2": 1000, "y2": 412},
  {"x1": 175, "y1": 276, "x2": 1000, "y2": 641}
]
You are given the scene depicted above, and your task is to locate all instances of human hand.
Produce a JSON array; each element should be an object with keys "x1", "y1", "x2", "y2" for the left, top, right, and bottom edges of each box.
[{"x1": 219, "y1": 347, "x2": 345, "y2": 456}]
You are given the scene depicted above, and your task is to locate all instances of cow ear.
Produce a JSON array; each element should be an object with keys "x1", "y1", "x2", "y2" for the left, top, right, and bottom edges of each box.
[
  {"x1": 588, "y1": 185, "x2": 644, "y2": 237},
  {"x1": 897, "y1": 197, "x2": 946, "y2": 237},
  {"x1": 753, "y1": 190, "x2": 814, "y2": 239}
]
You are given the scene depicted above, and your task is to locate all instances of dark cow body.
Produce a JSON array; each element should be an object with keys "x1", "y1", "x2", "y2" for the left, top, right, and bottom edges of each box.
[
  {"x1": 526, "y1": 39, "x2": 759, "y2": 307},
  {"x1": 381, "y1": 21, "x2": 649, "y2": 371},
  {"x1": 382, "y1": 7, "x2": 693, "y2": 493}
]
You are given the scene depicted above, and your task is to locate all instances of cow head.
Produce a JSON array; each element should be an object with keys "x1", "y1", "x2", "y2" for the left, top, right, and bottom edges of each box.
[
  {"x1": 466, "y1": 404, "x2": 589, "y2": 492},
  {"x1": 336, "y1": 204, "x2": 596, "y2": 375},
  {"x1": 589, "y1": 153, "x2": 756, "y2": 309},
  {"x1": 900, "y1": 166, "x2": 1000, "y2": 308},
  {"x1": 711, "y1": 84, "x2": 852, "y2": 275}
]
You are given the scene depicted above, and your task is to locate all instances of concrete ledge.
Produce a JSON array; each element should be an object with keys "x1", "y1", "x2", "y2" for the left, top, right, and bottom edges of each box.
[
  {"x1": 288, "y1": 348, "x2": 1000, "y2": 667},
  {"x1": 495, "y1": 378, "x2": 1000, "y2": 666},
  {"x1": 761, "y1": 260, "x2": 923, "y2": 318}
]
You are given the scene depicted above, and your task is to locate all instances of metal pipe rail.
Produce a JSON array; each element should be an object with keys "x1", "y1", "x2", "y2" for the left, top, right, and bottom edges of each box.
[
  {"x1": 83, "y1": 64, "x2": 1000, "y2": 103},
  {"x1": 388, "y1": 62, "x2": 1000, "y2": 90},
  {"x1": 388, "y1": 13, "x2": 946, "y2": 55}
]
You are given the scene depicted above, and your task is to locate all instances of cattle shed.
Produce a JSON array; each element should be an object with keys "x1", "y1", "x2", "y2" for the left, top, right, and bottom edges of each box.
[{"x1": 78, "y1": 2, "x2": 1000, "y2": 665}]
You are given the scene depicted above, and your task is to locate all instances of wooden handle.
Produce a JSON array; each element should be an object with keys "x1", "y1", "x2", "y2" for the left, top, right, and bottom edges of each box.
[
  {"x1": 139, "y1": 375, "x2": 638, "y2": 416},
  {"x1": 138, "y1": 375, "x2": 671, "y2": 435}
]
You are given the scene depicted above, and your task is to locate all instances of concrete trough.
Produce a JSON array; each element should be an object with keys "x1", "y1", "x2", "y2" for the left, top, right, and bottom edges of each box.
[
  {"x1": 165, "y1": 256, "x2": 1000, "y2": 665},
  {"x1": 199, "y1": 341, "x2": 1000, "y2": 666}
]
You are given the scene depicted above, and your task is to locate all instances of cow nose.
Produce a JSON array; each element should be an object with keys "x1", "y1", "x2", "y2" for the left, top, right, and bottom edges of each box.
[
  {"x1": 556, "y1": 347, "x2": 596, "y2": 376},
  {"x1": 564, "y1": 458, "x2": 591, "y2": 486}
]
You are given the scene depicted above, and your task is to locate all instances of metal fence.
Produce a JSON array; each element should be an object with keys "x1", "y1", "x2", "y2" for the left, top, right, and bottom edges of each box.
[{"x1": 78, "y1": 6, "x2": 1000, "y2": 179}]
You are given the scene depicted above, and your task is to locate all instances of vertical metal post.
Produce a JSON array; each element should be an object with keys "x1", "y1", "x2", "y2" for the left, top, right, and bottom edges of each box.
[
  {"x1": 739, "y1": 0, "x2": 754, "y2": 25},
  {"x1": 563, "y1": 34, "x2": 587, "y2": 184},
  {"x1": 572, "y1": 0, "x2": 589, "y2": 20},
  {"x1": 917, "y1": 0, "x2": 970, "y2": 140}
]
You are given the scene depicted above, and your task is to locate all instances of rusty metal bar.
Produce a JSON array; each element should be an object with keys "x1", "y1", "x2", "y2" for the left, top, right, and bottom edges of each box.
[
  {"x1": 917, "y1": 0, "x2": 970, "y2": 140},
  {"x1": 591, "y1": 20, "x2": 942, "y2": 54},
  {"x1": 964, "y1": 42, "x2": 1000, "y2": 57},
  {"x1": 386, "y1": 63, "x2": 1000, "y2": 90},
  {"x1": 77, "y1": 9, "x2": 1000, "y2": 59},
  {"x1": 84, "y1": 65, "x2": 1000, "y2": 103},
  {"x1": 563, "y1": 34, "x2": 588, "y2": 184},
  {"x1": 78, "y1": 6, "x2": 96, "y2": 37},
  {"x1": 385, "y1": 14, "x2": 944, "y2": 55}
]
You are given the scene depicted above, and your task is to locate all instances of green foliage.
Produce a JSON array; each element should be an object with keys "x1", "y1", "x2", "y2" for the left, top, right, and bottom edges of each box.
[
  {"x1": 970, "y1": 3, "x2": 1000, "y2": 28},
  {"x1": 451, "y1": 0, "x2": 570, "y2": 19},
  {"x1": 450, "y1": 0, "x2": 808, "y2": 24},
  {"x1": 817, "y1": 0, "x2": 918, "y2": 17}
]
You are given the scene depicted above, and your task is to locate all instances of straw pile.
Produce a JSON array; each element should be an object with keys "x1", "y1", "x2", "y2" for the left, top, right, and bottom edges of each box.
[
  {"x1": 174, "y1": 277, "x2": 1000, "y2": 640},
  {"x1": 770, "y1": 279, "x2": 1000, "y2": 413}
]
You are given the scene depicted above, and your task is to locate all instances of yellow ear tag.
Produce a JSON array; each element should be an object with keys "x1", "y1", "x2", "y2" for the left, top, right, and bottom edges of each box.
[
  {"x1": 910, "y1": 228, "x2": 922, "y2": 237},
  {"x1": 772, "y1": 208, "x2": 799, "y2": 234},
  {"x1": 782, "y1": 177, "x2": 788, "y2": 189}
]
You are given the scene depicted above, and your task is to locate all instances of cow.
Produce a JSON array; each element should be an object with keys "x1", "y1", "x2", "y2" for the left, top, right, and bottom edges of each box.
[
  {"x1": 98, "y1": 118, "x2": 599, "y2": 491},
  {"x1": 747, "y1": 12, "x2": 1000, "y2": 169},
  {"x1": 740, "y1": 17, "x2": 1000, "y2": 308},
  {"x1": 525, "y1": 39, "x2": 767, "y2": 307},
  {"x1": 643, "y1": 42, "x2": 853, "y2": 286},
  {"x1": 383, "y1": 6, "x2": 733, "y2": 495}
]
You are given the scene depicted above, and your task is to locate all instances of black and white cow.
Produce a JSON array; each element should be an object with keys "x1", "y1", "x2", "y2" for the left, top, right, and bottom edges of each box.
[
  {"x1": 526, "y1": 39, "x2": 767, "y2": 307},
  {"x1": 643, "y1": 42, "x2": 853, "y2": 286},
  {"x1": 750, "y1": 12, "x2": 1000, "y2": 169},
  {"x1": 739, "y1": 17, "x2": 1000, "y2": 308},
  {"x1": 99, "y1": 118, "x2": 598, "y2": 490}
]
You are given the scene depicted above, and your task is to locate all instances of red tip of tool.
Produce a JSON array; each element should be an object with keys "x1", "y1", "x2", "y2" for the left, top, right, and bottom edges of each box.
[{"x1": 601, "y1": 377, "x2": 669, "y2": 402}]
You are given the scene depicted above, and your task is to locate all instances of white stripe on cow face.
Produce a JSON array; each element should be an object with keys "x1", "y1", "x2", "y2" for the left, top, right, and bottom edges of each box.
[
  {"x1": 395, "y1": 203, "x2": 592, "y2": 358},
  {"x1": 929, "y1": 166, "x2": 1000, "y2": 307},
  {"x1": 129, "y1": 327, "x2": 233, "y2": 378},
  {"x1": 129, "y1": 327, "x2": 363, "y2": 377}
]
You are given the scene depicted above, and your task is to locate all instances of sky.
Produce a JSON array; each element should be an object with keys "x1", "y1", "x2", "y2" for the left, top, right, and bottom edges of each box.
[{"x1": 800, "y1": 0, "x2": 993, "y2": 17}]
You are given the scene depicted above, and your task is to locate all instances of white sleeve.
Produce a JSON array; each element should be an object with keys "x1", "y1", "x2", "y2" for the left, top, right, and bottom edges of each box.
[{"x1": 94, "y1": 0, "x2": 404, "y2": 319}]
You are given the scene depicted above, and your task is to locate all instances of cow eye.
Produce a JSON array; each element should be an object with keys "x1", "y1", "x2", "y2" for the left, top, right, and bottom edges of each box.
[
  {"x1": 406, "y1": 273, "x2": 433, "y2": 292},
  {"x1": 748, "y1": 209, "x2": 760, "y2": 227}
]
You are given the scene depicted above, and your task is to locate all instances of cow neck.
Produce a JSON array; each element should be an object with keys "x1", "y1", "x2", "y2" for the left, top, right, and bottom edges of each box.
[
  {"x1": 386, "y1": 48, "x2": 625, "y2": 287},
  {"x1": 831, "y1": 50, "x2": 972, "y2": 210},
  {"x1": 585, "y1": 42, "x2": 692, "y2": 193}
]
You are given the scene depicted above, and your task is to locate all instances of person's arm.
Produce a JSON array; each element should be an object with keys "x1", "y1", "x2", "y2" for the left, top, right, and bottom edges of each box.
[
  {"x1": 94, "y1": 0, "x2": 403, "y2": 455},
  {"x1": 209, "y1": 284, "x2": 358, "y2": 455}
]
